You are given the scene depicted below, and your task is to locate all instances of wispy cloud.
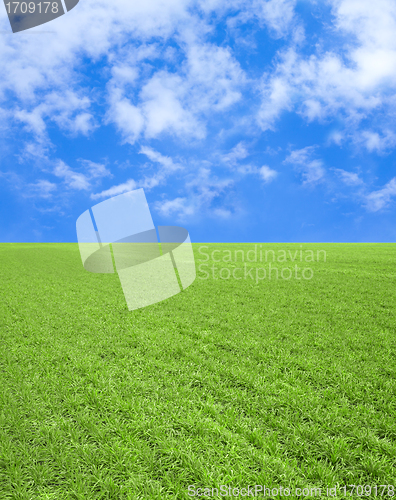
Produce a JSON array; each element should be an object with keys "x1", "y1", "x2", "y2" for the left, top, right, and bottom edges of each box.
[
  {"x1": 78, "y1": 160, "x2": 112, "y2": 179},
  {"x1": 333, "y1": 168, "x2": 363, "y2": 186},
  {"x1": 91, "y1": 147, "x2": 182, "y2": 200},
  {"x1": 91, "y1": 179, "x2": 138, "y2": 201},
  {"x1": 155, "y1": 166, "x2": 234, "y2": 220},
  {"x1": 221, "y1": 142, "x2": 249, "y2": 165},
  {"x1": 284, "y1": 146, "x2": 325, "y2": 186},
  {"x1": 14, "y1": 91, "x2": 96, "y2": 139},
  {"x1": 365, "y1": 178, "x2": 396, "y2": 212},
  {"x1": 53, "y1": 161, "x2": 91, "y2": 190},
  {"x1": 53, "y1": 158, "x2": 111, "y2": 191},
  {"x1": 220, "y1": 143, "x2": 278, "y2": 183},
  {"x1": 139, "y1": 146, "x2": 181, "y2": 173},
  {"x1": 155, "y1": 197, "x2": 194, "y2": 218},
  {"x1": 27, "y1": 180, "x2": 58, "y2": 199},
  {"x1": 0, "y1": 171, "x2": 57, "y2": 200}
]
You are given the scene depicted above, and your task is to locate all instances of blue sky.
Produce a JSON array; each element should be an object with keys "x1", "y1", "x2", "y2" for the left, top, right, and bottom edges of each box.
[{"x1": 1, "y1": 0, "x2": 396, "y2": 243}]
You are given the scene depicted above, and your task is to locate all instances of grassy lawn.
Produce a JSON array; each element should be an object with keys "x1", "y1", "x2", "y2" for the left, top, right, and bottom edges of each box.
[{"x1": 0, "y1": 243, "x2": 395, "y2": 499}]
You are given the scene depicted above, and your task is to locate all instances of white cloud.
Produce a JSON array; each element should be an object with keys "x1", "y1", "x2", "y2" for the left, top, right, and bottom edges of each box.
[
  {"x1": 139, "y1": 146, "x2": 182, "y2": 173},
  {"x1": 221, "y1": 144, "x2": 278, "y2": 183},
  {"x1": 78, "y1": 159, "x2": 112, "y2": 179},
  {"x1": 2, "y1": 0, "x2": 396, "y2": 222},
  {"x1": 155, "y1": 197, "x2": 194, "y2": 217},
  {"x1": 358, "y1": 130, "x2": 396, "y2": 153},
  {"x1": 107, "y1": 96, "x2": 145, "y2": 144},
  {"x1": 2, "y1": 0, "x2": 395, "y2": 150},
  {"x1": 221, "y1": 142, "x2": 249, "y2": 165},
  {"x1": 53, "y1": 160, "x2": 91, "y2": 190},
  {"x1": 155, "y1": 166, "x2": 234, "y2": 220},
  {"x1": 328, "y1": 130, "x2": 344, "y2": 145},
  {"x1": 91, "y1": 147, "x2": 182, "y2": 199},
  {"x1": 106, "y1": 41, "x2": 246, "y2": 143},
  {"x1": 14, "y1": 91, "x2": 95, "y2": 138},
  {"x1": 256, "y1": 0, "x2": 396, "y2": 146},
  {"x1": 73, "y1": 113, "x2": 96, "y2": 135},
  {"x1": 302, "y1": 99, "x2": 323, "y2": 122},
  {"x1": 365, "y1": 178, "x2": 396, "y2": 212},
  {"x1": 259, "y1": 165, "x2": 278, "y2": 183},
  {"x1": 284, "y1": 146, "x2": 325, "y2": 186},
  {"x1": 91, "y1": 179, "x2": 138, "y2": 200},
  {"x1": 299, "y1": 159, "x2": 325, "y2": 185},
  {"x1": 140, "y1": 72, "x2": 204, "y2": 140},
  {"x1": 253, "y1": 0, "x2": 297, "y2": 38},
  {"x1": 183, "y1": 43, "x2": 245, "y2": 111},
  {"x1": 0, "y1": 0, "x2": 197, "y2": 139},
  {"x1": 333, "y1": 168, "x2": 363, "y2": 186},
  {"x1": 212, "y1": 208, "x2": 233, "y2": 218},
  {"x1": 235, "y1": 164, "x2": 258, "y2": 175},
  {"x1": 284, "y1": 145, "x2": 315, "y2": 165},
  {"x1": 0, "y1": 170, "x2": 22, "y2": 188},
  {"x1": 224, "y1": 0, "x2": 297, "y2": 39},
  {"x1": 258, "y1": 73, "x2": 293, "y2": 131},
  {"x1": 14, "y1": 109, "x2": 46, "y2": 136},
  {"x1": 28, "y1": 180, "x2": 58, "y2": 198},
  {"x1": 110, "y1": 65, "x2": 140, "y2": 87},
  {"x1": 53, "y1": 158, "x2": 110, "y2": 191},
  {"x1": 139, "y1": 147, "x2": 182, "y2": 189}
]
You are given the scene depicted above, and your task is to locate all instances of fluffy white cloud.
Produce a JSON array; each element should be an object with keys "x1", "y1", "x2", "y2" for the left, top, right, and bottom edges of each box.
[
  {"x1": 106, "y1": 41, "x2": 246, "y2": 143},
  {"x1": 257, "y1": 0, "x2": 396, "y2": 146},
  {"x1": 0, "y1": 0, "x2": 250, "y2": 145},
  {"x1": 2, "y1": 0, "x2": 395, "y2": 147},
  {"x1": 2, "y1": 0, "x2": 396, "y2": 223},
  {"x1": 357, "y1": 130, "x2": 396, "y2": 153},
  {"x1": 259, "y1": 165, "x2": 278, "y2": 183},
  {"x1": 106, "y1": 96, "x2": 145, "y2": 144},
  {"x1": 140, "y1": 72, "x2": 204, "y2": 140},
  {"x1": 252, "y1": 0, "x2": 297, "y2": 38}
]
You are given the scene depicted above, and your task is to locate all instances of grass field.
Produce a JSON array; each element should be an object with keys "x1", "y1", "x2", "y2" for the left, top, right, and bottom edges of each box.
[{"x1": 0, "y1": 243, "x2": 395, "y2": 499}]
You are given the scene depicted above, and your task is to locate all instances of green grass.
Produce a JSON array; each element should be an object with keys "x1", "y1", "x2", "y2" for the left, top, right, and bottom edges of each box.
[{"x1": 0, "y1": 243, "x2": 395, "y2": 499}]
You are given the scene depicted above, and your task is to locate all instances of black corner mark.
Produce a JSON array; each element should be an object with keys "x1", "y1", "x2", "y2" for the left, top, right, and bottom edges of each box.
[{"x1": 3, "y1": 0, "x2": 79, "y2": 33}]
